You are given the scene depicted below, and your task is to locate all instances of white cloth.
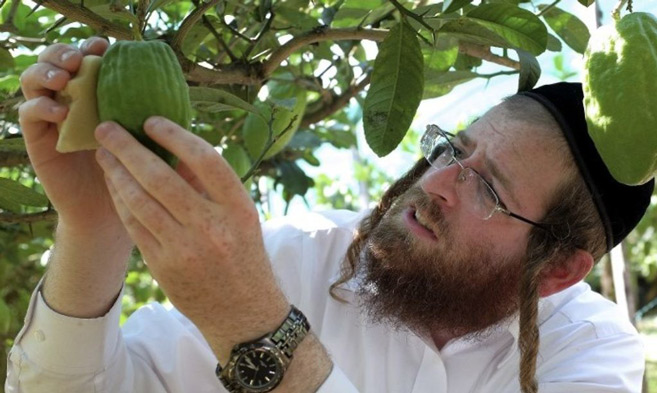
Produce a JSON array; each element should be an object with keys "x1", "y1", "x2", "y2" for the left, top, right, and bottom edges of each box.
[{"x1": 5, "y1": 209, "x2": 645, "y2": 393}]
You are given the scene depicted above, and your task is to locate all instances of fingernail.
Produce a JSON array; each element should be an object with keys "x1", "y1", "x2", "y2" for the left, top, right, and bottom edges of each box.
[
  {"x1": 145, "y1": 116, "x2": 163, "y2": 129},
  {"x1": 60, "y1": 50, "x2": 76, "y2": 62},
  {"x1": 46, "y1": 70, "x2": 58, "y2": 80},
  {"x1": 80, "y1": 40, "x2": 91, "y2": 52},
  {"x1": 95, "y1": 122, "x2": 114, "y2": 140},
  {"x1": 50, "y1": 104, "x2": 66, "y2": 114}
]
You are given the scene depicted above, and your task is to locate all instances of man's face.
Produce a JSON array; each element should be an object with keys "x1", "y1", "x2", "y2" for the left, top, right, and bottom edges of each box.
[{"x1": 359, "y1": 104, "x2": 569, "y2": 338}]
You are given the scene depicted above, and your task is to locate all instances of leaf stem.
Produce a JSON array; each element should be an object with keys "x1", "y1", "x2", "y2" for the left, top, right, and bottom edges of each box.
[
  {"x1": 537, "y1": 0, "x2": 561, "y2": 17},
  {"x1": 387, "y1": 0, "x2": 436, "y2": 43},
  {"x1": 612, "y1": 0, "x2": 628, "y2": 21}
]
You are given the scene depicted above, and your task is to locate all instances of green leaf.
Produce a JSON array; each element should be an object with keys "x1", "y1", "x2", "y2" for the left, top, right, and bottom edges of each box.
[
  {"x1": 546, "y1": 32, "x2": 562, "y2": 51},
  {"x1": 181, "y1": 15, "x2": 217, "y2": 57},
  {"x1": 443, "y1": 0, "x2": 473, "y2": 14},
  {"x1": 12, "y1": 54, "x2": 38, "y2": 72},
  {"x1": 0, "y1": 48, "x2": 14, "y2": 69},
  {"x1": 466, "y1": 3, "x2": 547, "y2": 55},
  {"x1": 363, "y1": 21, "x2": 424, "y2": 157},
  {"x1": 0, "y1": 178, "x2": 49, "y2": 213},
  {"x1": 274, "y1": 4, "x2": 321, "y2": 30},
  {"x1": 539, "y1": 5, "x2": 590, "y2": 54},
  {"x1": 332, "y1": 0, "x2": 386, "y2": 28},
  {"x1": 276, "y1": 161, "x2": 313, "y2": 202},
  {"x1": 222, "y1": 143, "x2": 252, "y2": 178},
  {"x1": 0, "y1": 138, "x2": 27, "y2": 154},
  {"x1": 147, "y1": 0, "x2": 179, "y2": 14},
  {"x1": 577, "y1": 0, "x2": 595, "y2": 7},
  {"x1": 0, "y1": 75, "x2": 20, "y2": 93},
  {"x1": 423, "y1": 70, "x2": 477, "y2": 99},
  {"x1": 516, "y1": 49, "x2": 540, "y2": 92},
  {"x1": 453, "y1": 52, "x2": 482, "y2": 70},
  {"x1": 0, "y1": 298, "x2": 11, "y2": 335},
  {"x1": 189, "y1": 86, "x2": 268, "y2": 123},
  {"x1": 439, "y1": 18, "x2": 511, "y2": 48},
  {"x1": 2, "y1": 2, "x2": 40, "y2": 36},
  {"x1": 423, "y1": 37, "x2": 459, "y2": 73}
]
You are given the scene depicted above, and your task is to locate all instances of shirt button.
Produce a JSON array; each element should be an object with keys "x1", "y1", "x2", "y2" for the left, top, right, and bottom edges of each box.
[{"x1": 34, "y1": 329, "x2": 45, "y2": 342}]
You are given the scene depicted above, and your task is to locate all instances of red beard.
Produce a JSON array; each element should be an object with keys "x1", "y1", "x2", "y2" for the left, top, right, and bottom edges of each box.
[{"x1": 358, "y1": 184, "x2": 524, "y2": 339}]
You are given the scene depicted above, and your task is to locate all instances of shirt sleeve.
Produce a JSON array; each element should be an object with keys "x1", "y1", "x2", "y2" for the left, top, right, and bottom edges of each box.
[
  {"x1": 5, "y1": 283, "x2": 129, "y2": 392},
  {"x1": 537, "y1": 331, "x2": 645, "y2": 393},
  {"x1": 5, "y1": 283, "x2": 225, "y2": 393},
  {"x1": 316, "y1": 364, "x2": 361, "y2": 393}
]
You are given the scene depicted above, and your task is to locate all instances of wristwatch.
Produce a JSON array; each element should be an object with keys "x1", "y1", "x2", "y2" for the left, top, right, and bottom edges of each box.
[{"x1": 216, "y1": 305, "x2": 310, "y2": 393}]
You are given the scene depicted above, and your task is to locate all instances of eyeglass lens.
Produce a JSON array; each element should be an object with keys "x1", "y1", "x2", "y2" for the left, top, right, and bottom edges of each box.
[{"x1": 421, "y1": 126, "x2": 500, "y2": 220}]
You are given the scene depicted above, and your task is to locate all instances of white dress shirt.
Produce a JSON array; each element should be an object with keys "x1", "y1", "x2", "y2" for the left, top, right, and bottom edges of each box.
[{"x1": 6, "y1": 209, "x2": 645, "y2": 392}]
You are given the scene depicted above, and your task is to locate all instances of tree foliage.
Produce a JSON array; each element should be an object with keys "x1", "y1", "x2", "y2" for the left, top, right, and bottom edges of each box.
[{"x1": 1, "y1": 0, "x2": 655, "y2": 385}]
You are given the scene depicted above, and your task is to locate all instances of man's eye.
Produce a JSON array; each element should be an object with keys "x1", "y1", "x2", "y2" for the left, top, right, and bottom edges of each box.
[{"x1": 453, "y1": 146, "x2": 466, "y2": 159}]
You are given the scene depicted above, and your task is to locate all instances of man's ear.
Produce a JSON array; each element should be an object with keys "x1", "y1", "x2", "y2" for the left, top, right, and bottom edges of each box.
[{"x1": 538, "y1": 249, "x2": 594, "y2": 298}]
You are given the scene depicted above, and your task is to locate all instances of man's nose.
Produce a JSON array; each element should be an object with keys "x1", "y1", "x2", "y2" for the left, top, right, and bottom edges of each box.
[{"x1": 419, "y1": 163, "x2": 461, "y2": 208}]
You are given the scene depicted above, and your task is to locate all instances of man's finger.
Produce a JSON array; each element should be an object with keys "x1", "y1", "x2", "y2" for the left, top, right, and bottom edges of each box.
[
  {"x1": 18, "y1": 97, "x2": 68, "y2": 144},
  {"x1": 96, "y1": 146, "x2": 182, "y2": 246},
  {"x1": 36, "y1": 43, "x2": 83, "y2": 72},
  {"x1": 104, "y1": 176, "x2": 162, "y2": 254},
  {"x1": 94, "y1": 121, "x2": 207, "y2": 224},
  {"x1": 79, "y1": 37, "x2": 109, "y2": 56},
  {"x1": 20, "y1": 62, "x2": 72, "y2": 100},
  {"x1": 143, "y1": 117, "x2": 247, "y2": 204}
]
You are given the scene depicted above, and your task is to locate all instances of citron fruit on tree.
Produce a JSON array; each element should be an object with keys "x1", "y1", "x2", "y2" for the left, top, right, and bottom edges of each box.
[
  {"x1": 97, "y1": 41, "x2": 192, "y2": 166},
  {"x1": 583, "y1": 11, "x2": 657, "y2": 185},
  {"x1": 55, "y1": 40, "x2": 192, "y2": 166},
  {"x1": 242, "y1": 80, "x2": 307, "y2": 161}
]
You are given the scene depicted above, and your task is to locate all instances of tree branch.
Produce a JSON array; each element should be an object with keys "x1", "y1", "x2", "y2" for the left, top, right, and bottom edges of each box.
[
  {"x1": 28, "y1": 5, "x2": 521, "y2": 85},
  {"x1": 171, "y1": 0, "x2": 221, "y2": 52},
  {"x1": 202, "y1": 14, "x2": 238, "y2": 62},
  {"x1": 262, "y1": 28, "x2": 388, "y2": 78},
  {"x1": 0, "y1": 151, "x2": 30, "y2": 167},
  {"x1": 38, "y1": 0, "x2": 134, "y2": 40},
  {"x1": 0, "y1": 209, "x2": 57, "y2": 224},
  {"x1": 459, "y1": 42, "x2": 520, "y2": 70},
  {"x1": 136, "y1": 0, "x2": 150, "y2": 34},
  {"x1": 300, "y1": 73, "x2": 371, "y2": 128}
]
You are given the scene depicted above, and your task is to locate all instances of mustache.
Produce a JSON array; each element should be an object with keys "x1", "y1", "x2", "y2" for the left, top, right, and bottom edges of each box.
[{"x1": 405, "y1": 184, "x2": 448, "y2": 231}]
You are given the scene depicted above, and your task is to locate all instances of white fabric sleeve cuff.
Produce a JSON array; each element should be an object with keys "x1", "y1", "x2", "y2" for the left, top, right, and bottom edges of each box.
[
  {"x1": 15, "y1": 283, "x2": 124, "y2": 375},
  {"x1": 316, "y1": 364, "x2": 360, "y2": 393}
]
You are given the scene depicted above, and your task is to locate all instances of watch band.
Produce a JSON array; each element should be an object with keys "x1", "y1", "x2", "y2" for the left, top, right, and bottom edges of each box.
[
  {"x1": 216, "y1": 305, "x2": 310, "y2": 393},
  {"x1": 270, "y1": 305, "x2": 310, "y2": 359}
]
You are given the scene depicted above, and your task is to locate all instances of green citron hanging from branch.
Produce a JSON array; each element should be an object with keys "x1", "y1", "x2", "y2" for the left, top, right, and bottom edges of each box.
[
  {"x1": 55, "y1": 40, "x2": 193, "y2": 166},
  {"x1": 583, "y1": 11, "x2": 657, "y2": 185},
  {"x1": 242, "y1": 80, "x2": 307, "y2": 160}
]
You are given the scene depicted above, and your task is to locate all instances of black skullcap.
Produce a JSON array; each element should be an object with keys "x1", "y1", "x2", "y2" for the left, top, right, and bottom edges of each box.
[{"x1": 518, "y1": 82, "x2": 654, "y2": 252}]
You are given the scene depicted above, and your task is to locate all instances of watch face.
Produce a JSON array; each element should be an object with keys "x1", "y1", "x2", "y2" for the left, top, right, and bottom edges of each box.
[{"x1": 235, "y1": 348, "x2": 283, "y2": 391}]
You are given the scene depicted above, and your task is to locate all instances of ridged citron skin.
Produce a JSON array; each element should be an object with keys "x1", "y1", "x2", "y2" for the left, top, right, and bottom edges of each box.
[
  {"x1": 97, "y1": 40, "x2": 192, "y2": 165},
  {"x1": 583, "y1": 12, "x2": 657, "y2": 185}
]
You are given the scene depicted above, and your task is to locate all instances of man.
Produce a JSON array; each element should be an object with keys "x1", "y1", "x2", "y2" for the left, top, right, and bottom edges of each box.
[{"x1": 7, "y1": 37, "x2": 653, "y2": 393}]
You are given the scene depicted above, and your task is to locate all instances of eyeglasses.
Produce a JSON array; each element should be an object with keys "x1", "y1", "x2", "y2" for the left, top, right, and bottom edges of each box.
[{"x1": 420, "y1": 124, "x2": 548, "y2": 231}]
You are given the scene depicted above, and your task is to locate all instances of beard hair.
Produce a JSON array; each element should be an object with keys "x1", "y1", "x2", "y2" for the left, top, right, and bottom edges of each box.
[{"x1": 357, "y1": 184, "x2": 524, "y2": 340}]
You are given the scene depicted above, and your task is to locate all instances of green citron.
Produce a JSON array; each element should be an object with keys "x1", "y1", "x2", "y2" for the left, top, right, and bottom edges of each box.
[
  {"x1": 222, "y1": 142, "x2": 254, "y2": 190},
  {"x1": 97, "y1": 40, "x2": 192, "y2": 165},
  {"x1": 243, "y1": 83, "x2": 307, "y2": 160},
  {"x1": 583, "y1": 12, "x2": 657, "y2": 185}
]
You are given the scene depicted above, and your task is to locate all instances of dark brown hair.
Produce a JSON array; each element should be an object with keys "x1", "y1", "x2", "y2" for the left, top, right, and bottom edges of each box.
[{"x1": 330, "y1": 94, "x2": 606, "y2": 393}]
